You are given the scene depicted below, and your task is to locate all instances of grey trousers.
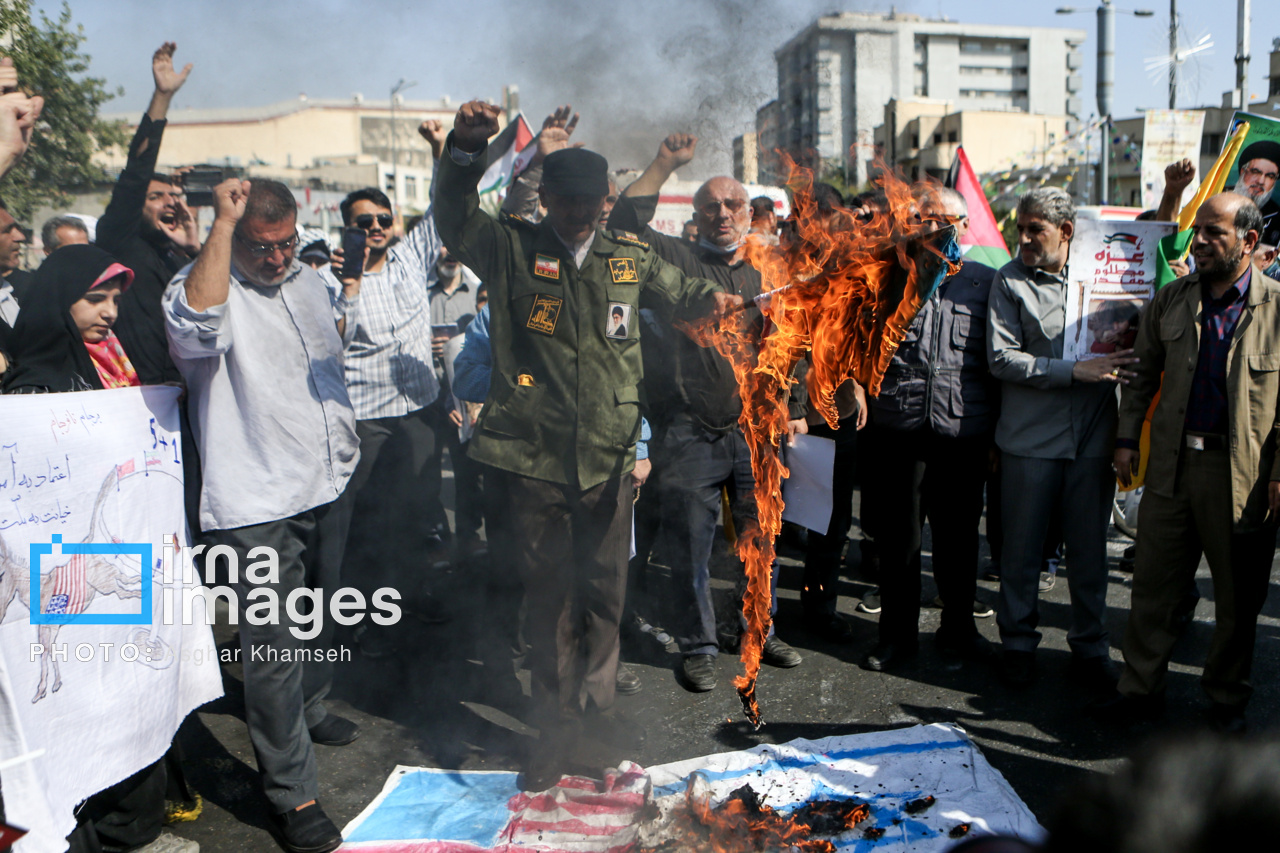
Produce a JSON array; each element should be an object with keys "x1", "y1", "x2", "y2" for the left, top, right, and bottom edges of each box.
[
  {"x1": 207, "y1": 495, "x2": 354, "y2": 813},
  {"x1": 997, "y1": 453, "x2": 1113, "y2": 657},
  {"x1": 1119, "y1": 449, "x2": 1277, "y2": 709}
]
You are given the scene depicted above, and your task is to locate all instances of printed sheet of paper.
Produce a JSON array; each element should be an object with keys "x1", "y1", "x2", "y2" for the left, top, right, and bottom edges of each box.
[
  {"x1": 780, "y1": 433, "x2": 836, "y2": 534},
  {"x1": 1064, "y1": 219, "x2": 1174, "y2": 361},
  {"x1": 1141, "y1": 110, "x2": 1204, "y2": 210}
]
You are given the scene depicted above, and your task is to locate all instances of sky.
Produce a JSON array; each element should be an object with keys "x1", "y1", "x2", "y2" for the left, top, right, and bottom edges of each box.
[{"x1": 32, "y1": 0, "x2": 1279, "y2": 179}]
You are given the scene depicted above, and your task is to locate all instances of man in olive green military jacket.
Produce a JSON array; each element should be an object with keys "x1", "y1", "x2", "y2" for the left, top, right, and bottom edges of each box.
[
  {"x1": 1106, "y1": 194, "x2": 1280, "y2": 732},
  {"x1": 435, "y1": 100, "x2": 738, "y2": 790}
]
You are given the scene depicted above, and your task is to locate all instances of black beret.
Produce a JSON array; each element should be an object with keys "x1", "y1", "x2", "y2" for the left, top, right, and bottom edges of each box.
[
  {"x1": 1240, "y1": 140, "x2": 1280, "y2": 170},
  {"x1": 542, "y1": 148, "x2": 609, "y2": 197}
]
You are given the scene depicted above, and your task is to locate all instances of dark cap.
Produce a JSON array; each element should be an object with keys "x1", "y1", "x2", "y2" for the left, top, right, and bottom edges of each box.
[
  {"x1": 1240, "y1": 140, "x2": 1280, "y2": 169},
  {"x1": 542, "y1": 148, "x2": 610, "y2": 197},
  {"x1": 299, "y1": 239, "x2": 331, "y2": 262}
]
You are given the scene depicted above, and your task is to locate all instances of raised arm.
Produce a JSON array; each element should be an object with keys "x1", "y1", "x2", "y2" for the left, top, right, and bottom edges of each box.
[
  {"x1": 0, "y1": 57, "x2": 43, "y2": 180},
  {"x1": 1155, "y1": 158, "x2": 1196, "y2": 223},
  {"x1": 97, "y1": 43, "x2": 192, "y2": 252},
  {"x1": 183, "y1": 179, "x2": 248, "y2": 312},
  {"x1": 623, "y1": 132, "x2": 697, "y2": 199},
  {"x1": 146, "y1": 41, "x2": 192, "y2": 122},
  {"x1": 434, "y1": 101, "x2": 509, "y2": 283}
]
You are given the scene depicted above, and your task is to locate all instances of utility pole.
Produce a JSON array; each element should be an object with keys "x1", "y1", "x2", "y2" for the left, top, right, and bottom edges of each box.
[
  {"x1": 1235, "y1": 0, "x2": 1250, "y2": 107},
  {"x1": 389, "y1": 78, "x2": 417, "y2": 211},
  {"x1": 1097, "y1": 1, "x2": 1114, "y2": 205},
  {"x1": 1168, "y1": 0, "x2": 1178, "y2": 109}
]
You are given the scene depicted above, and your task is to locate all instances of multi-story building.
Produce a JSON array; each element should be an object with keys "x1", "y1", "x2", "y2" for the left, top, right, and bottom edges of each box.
[
  {"x1": 766, "y1": 10, "x2": 1085, "y2": 186},
  {"x1": 98, "y1": 92, "x2": 511, "y2": 214}
]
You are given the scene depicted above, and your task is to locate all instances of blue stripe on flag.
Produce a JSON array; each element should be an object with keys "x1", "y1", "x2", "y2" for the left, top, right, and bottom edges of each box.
[
  {"x1": 345, "y1": 769, "x2": 519, "y2": 844},
  {"x1": 653, "y1": 738, "x2": 970, "y2": 797}
]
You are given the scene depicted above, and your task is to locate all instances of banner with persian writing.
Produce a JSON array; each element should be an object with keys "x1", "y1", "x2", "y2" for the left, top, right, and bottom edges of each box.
[
  {"x1": 1065, "y1": 219, "x2": 1175, "y2": 362},
  {"x1": 1140, "y1": 110, "x2": 1204, "y2": 210},
  {"x1": 0, "y1": 386, "x2": 222, "y2": 853}
]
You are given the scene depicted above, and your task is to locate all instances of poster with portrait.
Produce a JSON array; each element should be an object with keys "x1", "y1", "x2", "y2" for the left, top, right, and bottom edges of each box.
[
  {"x1": 1140, "y1": 109, "x2": 1204, "y2": 210},
  {"x1": 1222, "y1": 111, "x2": 1280, "y2": 246},
  {"x1": 1064, "y1": 219, "x2": 1174, "y2": 361}
]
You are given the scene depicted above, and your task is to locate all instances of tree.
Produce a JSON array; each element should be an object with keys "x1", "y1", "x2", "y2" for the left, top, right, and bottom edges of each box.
[{"x1": 0, "y1": 1, "x2": 125, "y2": 222}]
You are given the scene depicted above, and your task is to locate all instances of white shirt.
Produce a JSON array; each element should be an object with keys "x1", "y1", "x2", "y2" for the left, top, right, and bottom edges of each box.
[
  {"x1": 0, "y1": 280, "x2": 18, "y2": 327},
  {"x1": 164, "y1": 260, "x2": 360, "y2": 532}
]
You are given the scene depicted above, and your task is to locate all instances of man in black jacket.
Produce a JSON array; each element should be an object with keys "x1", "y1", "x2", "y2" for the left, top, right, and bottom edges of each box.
[
  {"x1": 861, "y1": 187, "x2": 999, "y2": 672},
  {"x1": 96, "y1": 42, "x2": 195, "y2": 386},
  {"x1": 609, "y1": 133, "x2": 806, "y2": 693}
]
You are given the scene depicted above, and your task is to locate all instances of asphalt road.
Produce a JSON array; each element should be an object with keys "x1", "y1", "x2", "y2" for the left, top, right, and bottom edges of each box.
[{"x1": 166, "y1": 488, "x2": 1280, "y2": 851}]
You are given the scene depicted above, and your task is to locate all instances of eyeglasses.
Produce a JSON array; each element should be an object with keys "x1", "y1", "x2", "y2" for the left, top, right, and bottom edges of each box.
[
  {"x1": 1243, "y1": 166, "x2": 1279, "y2": 183},
  {"x1": 698, "y1": 198, "x2": 747, "y2": 217},
  {"x1": 234, "y1": 232, "x2": 298, "y2": 258},
  {"x1": 354, "y1": 213, "x2": 394, "y2": 230}
]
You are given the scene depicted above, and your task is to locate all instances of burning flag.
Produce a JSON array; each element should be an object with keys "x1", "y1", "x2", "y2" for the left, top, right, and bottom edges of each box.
[{"x1": 684, "y1": 158, "x2": 960, "y2": 727}]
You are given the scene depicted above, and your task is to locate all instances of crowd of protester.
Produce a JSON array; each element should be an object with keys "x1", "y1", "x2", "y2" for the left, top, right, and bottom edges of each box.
[{"x1": 3, "y1": 41, "x2": 1280, "y2": 853}]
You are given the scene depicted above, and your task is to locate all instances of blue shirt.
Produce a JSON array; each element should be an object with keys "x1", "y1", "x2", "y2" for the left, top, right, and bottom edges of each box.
[{"x1": 1186, "y1": 266, "x2": 1251, "y2": 435}]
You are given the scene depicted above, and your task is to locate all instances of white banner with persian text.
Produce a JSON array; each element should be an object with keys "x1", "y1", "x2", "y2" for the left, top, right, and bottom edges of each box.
[
  {"x1": 1140, "y1": 110, "x2": 1204, "y2": 210},
  {"x1": 0, "y1": 386, "x2": 222, "y2": 853},
  {"x1": 1064, "y1": 219, "x2": 1175, "y2": 362}
]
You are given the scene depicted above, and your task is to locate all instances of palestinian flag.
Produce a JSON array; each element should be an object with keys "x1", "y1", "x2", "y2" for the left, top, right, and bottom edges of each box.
[
  {"x1": 1155, "y1": 120, "x2": 1251, "y2": 287},
  {"x1": 946, "y1": 146, "x2": 1012, "y2": 268},
  {"x1": 478, "y1": 113, "x2": 535, "y2": 198}
]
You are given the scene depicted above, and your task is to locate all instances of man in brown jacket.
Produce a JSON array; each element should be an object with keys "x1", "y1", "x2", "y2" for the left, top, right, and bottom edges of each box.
[{"x1": 1107, "y1": 193, "x2": 1280, "y2": 732}]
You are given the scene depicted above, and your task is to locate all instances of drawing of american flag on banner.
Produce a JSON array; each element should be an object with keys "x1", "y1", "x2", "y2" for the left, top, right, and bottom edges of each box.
[
  {"x1": 338, "y1": 763, "x2": 648, "y2": 853},
  {"x1": 44, "y1": 555, "x2": 90, "y2": 616}
]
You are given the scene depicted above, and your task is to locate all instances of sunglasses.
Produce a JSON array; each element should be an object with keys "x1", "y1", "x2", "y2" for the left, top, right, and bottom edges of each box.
[
  {"x1": 235, "y1": 232, "x2": 298, "y2": 258},
  {"x1": 698, "y1": 198, "x2": 747, "y2": 217},
  {"x1": 354, "y1": 213, "x2": 394, "y2": 230}
]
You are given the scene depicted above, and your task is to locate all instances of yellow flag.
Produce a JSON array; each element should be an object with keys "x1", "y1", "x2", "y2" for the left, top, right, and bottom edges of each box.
[{"x1": 1176, "y1": 120, "x2": 1250, "y2": 232}]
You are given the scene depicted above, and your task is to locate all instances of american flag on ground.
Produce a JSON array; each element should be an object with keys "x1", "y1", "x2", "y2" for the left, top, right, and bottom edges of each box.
[
  {"x1": 338, "y1": 762, "x2": 648, "y2": 853},
  {"x1": 44, "y1": 555, "x2": 89, "y2": 615}
]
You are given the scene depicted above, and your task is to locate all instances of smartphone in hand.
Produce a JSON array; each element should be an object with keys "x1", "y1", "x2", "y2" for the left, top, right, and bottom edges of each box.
[{"x1": 340, "y1": 227, "x2": 367, "y2": 279}]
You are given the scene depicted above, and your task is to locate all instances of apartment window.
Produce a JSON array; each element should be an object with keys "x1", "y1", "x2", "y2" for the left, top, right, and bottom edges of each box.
[
  {"x1": 933, "y1": 132, "x2": 942, "y2": 144},
  {"x1": 947, "y1": 130, "x2": 957, "y2": 143},
  {"x1": 384, "y1": 173, "x2": 395, "y2": 193},
  {"x1": 1201, "y1": 133, "x2": 1223, "y2": 155},
  {"x1": 911, "y1": 133, "x2": 919, "y2": 148},
  {"x1": 405, "y1": 176, "x2": 417, "y2": 199}
]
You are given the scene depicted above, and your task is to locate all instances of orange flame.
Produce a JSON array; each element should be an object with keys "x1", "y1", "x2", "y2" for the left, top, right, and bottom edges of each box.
[
  {"x1": 684, "y1": 157, "x2": 959, "y2": 727},
  {"x1": 640, "y1": 782, "x2": 870, "y2": 853}
]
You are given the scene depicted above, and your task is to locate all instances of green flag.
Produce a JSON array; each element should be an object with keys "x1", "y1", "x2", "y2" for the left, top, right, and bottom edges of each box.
[{"x1": 1155, "y1": 230, "x2": 1193, "y2": 288}]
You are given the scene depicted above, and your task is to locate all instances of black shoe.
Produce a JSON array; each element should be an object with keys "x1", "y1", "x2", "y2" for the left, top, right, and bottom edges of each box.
[
  {"x1": 308, "y1": 714, "x2": 361, "y2": 747},
  {"x1": 520, "y1": 747, "x2": 566, "y2": 792},
  {"x1": 762, "y1": 636, "x2": 803, "y2": 668},
  {"x1": 861, "y1": 641, "x2": 917, "y2": 672},
  {"x1": 935, "y1": 631, "x2": 995, "y2": 662},
  {"x1": 972, "y1": 599, "x2": 995, "y2": 619},
  {"x1": 856, "y1": 588, "x2": 882, "y2": 614},
  {"x1": 273, "y1": 802, "x2": 342, "y2": 853},
  {"x1": 1000, "y1": 650, "x2": 1036, "y2": 687},
  {"x1": 615, "y1": 663, "x2": 642, "y2": 695},
  {"x1": 680, "y1": 654, "x2": 718, "y2": 692},
  {"x1": 584, "y1": 707, "x2": 647, "y2": 749},
  {"x1": 808, "y1": 612, "x2": 856, "y2": 643},
  {"x1": 1208, "y1": 702, "x2": 1247, "y2": 734},
  {"x1": 1087, "y1": 691, "x2": 1164, "y2": 725},
  {"x1": 1069, "y1": 655, "x2": 1120, "y2": 693}
]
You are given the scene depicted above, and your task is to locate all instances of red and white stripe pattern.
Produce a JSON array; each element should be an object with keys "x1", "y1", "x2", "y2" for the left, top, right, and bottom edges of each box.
[
  {"x1": 45, "y1": 554, "x2": 89, "y2": 615},
  {"x1": 496, "y1": 763, "x2": 648, "y2": 853}
]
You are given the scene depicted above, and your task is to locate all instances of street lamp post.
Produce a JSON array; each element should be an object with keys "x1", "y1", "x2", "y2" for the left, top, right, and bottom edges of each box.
[
  {"x1": 1058, "y1": 2, "x2": 1153, "y2": 205},
  {"x1": 390, "y1": 78, "x2": 418, "y2": 210}
]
